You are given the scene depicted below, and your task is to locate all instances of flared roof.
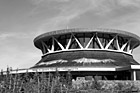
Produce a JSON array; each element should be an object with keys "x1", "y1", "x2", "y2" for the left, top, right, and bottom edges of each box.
[
  {"x1": 34, "y1": 28, "x2": 140, "y2": 49},
  {"x1": 32, "y1": 50, "x2": 139, "y2": 68}
]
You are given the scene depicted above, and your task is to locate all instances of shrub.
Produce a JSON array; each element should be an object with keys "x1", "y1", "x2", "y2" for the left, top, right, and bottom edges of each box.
[{"x1": 1, "y1": 69, "x2": 140, "y2": 93}]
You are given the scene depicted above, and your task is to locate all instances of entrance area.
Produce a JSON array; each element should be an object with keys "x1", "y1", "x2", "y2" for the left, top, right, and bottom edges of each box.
[{"x1": 70, "y1": 71, "x2": 131, "y2": 80}]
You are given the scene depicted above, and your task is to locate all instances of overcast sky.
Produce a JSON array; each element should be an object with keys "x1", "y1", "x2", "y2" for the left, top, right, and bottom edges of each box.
[{"x1": 0, "y1": 0, "x2": 140, "y2": 70}]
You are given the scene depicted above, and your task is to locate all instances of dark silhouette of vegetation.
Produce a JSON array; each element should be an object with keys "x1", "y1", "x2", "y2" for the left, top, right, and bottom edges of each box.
[{"x1": 0, "y1": 67, "x2": 140, "y2": 93}]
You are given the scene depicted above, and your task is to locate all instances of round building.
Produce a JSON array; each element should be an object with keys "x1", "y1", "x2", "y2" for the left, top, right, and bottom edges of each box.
[{"x1": 32, "y1": 28, "x2": 140, "y2": 80}]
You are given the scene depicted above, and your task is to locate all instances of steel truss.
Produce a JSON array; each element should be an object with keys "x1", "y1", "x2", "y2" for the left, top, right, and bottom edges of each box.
[{"x1": 41, "y1": 33, "x2": 135, "y2": 55}]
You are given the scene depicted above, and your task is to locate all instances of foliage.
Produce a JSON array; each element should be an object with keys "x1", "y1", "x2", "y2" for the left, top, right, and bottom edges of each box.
[{"x1": 0, "y1": 68, "x2": 140, "y2": 93}]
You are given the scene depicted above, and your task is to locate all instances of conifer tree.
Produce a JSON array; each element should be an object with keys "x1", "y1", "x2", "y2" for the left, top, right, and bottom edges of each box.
[{"x1": 66, "y1": 70, "x2": 72, "y2": 89}]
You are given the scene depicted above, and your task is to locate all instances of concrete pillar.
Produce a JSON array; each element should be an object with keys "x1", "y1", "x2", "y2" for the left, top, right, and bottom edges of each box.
[
  {"x1": 131, "y1": 70, "x2": 136, "y2": 81},
  {"x1": 133, "y1": 70, "x2": 136, "y2": 81}
]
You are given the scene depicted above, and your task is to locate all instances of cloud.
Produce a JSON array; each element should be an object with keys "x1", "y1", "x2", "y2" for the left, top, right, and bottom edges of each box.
[
  {"x1": 0, "y1": 32, "x2": 32, "y2": 40},
  {"x1": 0, "y1": 50, "x2": 41, "y2": 70},
  {"x1": 34, "y1": 0, "x2": 140, "y2": 34},
  {"x1": 29, "y1": 0, "x2": 45, "y2": 5},
  {"x1": 36, "y1": 0, "x2": 96, "y2": 34},
  {"x1": 0, "y1": 38, "x2": 41, "y2": 70},
  {"x1": 101, "y1": 9, "x2": 140, "y2": 34},
  {"x1": 118, "y1": 0, "x2": 140, "y2": 7},
  {"x1": 36, "y1": 12, "x2": 80, "y2": 34},
  {"x1": 30, "y1": 0, "x2": 70, "y2": 4},
  {"x1": 0, "y1": 33, "x2": 16, "y2": 39}
]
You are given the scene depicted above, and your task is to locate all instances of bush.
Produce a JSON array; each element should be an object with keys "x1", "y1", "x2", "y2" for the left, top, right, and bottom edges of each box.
[{"x1": 0, "y1": 69, "x2": 140, "y2": 93}]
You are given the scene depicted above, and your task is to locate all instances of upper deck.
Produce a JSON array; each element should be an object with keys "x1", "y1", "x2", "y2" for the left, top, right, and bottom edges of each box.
[{"x1": 34, "y1": 28, "x2": 140, "y2": 55}]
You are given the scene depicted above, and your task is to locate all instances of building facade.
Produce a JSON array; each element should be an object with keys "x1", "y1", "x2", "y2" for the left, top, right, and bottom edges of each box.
[{"x1": 9, "y1": 28, "x2": 140, "y2": 80}]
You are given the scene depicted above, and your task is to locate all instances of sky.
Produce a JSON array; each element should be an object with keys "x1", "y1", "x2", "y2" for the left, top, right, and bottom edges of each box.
[{"x1": 0, "y1": 0, "x2": 140, "y2": 70}]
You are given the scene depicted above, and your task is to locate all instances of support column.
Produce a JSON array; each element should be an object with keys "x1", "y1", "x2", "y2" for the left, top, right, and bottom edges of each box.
[
  {"x1": 131, "y1": 70, "x2": 136, "y2": 81},
  {"x1": 133, "y1": 70, "x2": 136, "y2": 81}
]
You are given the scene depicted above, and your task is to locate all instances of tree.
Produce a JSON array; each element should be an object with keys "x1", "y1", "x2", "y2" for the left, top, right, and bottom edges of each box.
[{"x1": 66, "y1": 70, "x2": 72, "y2": 88}]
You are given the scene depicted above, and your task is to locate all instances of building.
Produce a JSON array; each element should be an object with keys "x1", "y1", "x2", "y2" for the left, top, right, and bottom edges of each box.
[{"x1": 9, "y1": 28, "x2": 140, "y2": 80}]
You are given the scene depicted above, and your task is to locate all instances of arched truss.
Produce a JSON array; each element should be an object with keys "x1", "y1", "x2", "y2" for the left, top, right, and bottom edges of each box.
[{"x1": 40, "y1": 33, "x2": 136, "y2": 55}]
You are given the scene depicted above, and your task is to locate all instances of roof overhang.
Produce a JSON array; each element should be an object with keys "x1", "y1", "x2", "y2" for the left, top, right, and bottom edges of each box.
[
  {"x1": 131, "y1": 65, "x2": 140, "y2": 70},
  {"x1": 3, "y1": 65, "x2": 140, "y2": 74},
  {"x1": 34, "y1": 28, "x2": 140, "y2": 49},
  {"x1": 34, "y1": 28, "x2": 140, "y2": 43},
  {"x1": 116, "y1": 65, "x2": 140, "y2": 71}
]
